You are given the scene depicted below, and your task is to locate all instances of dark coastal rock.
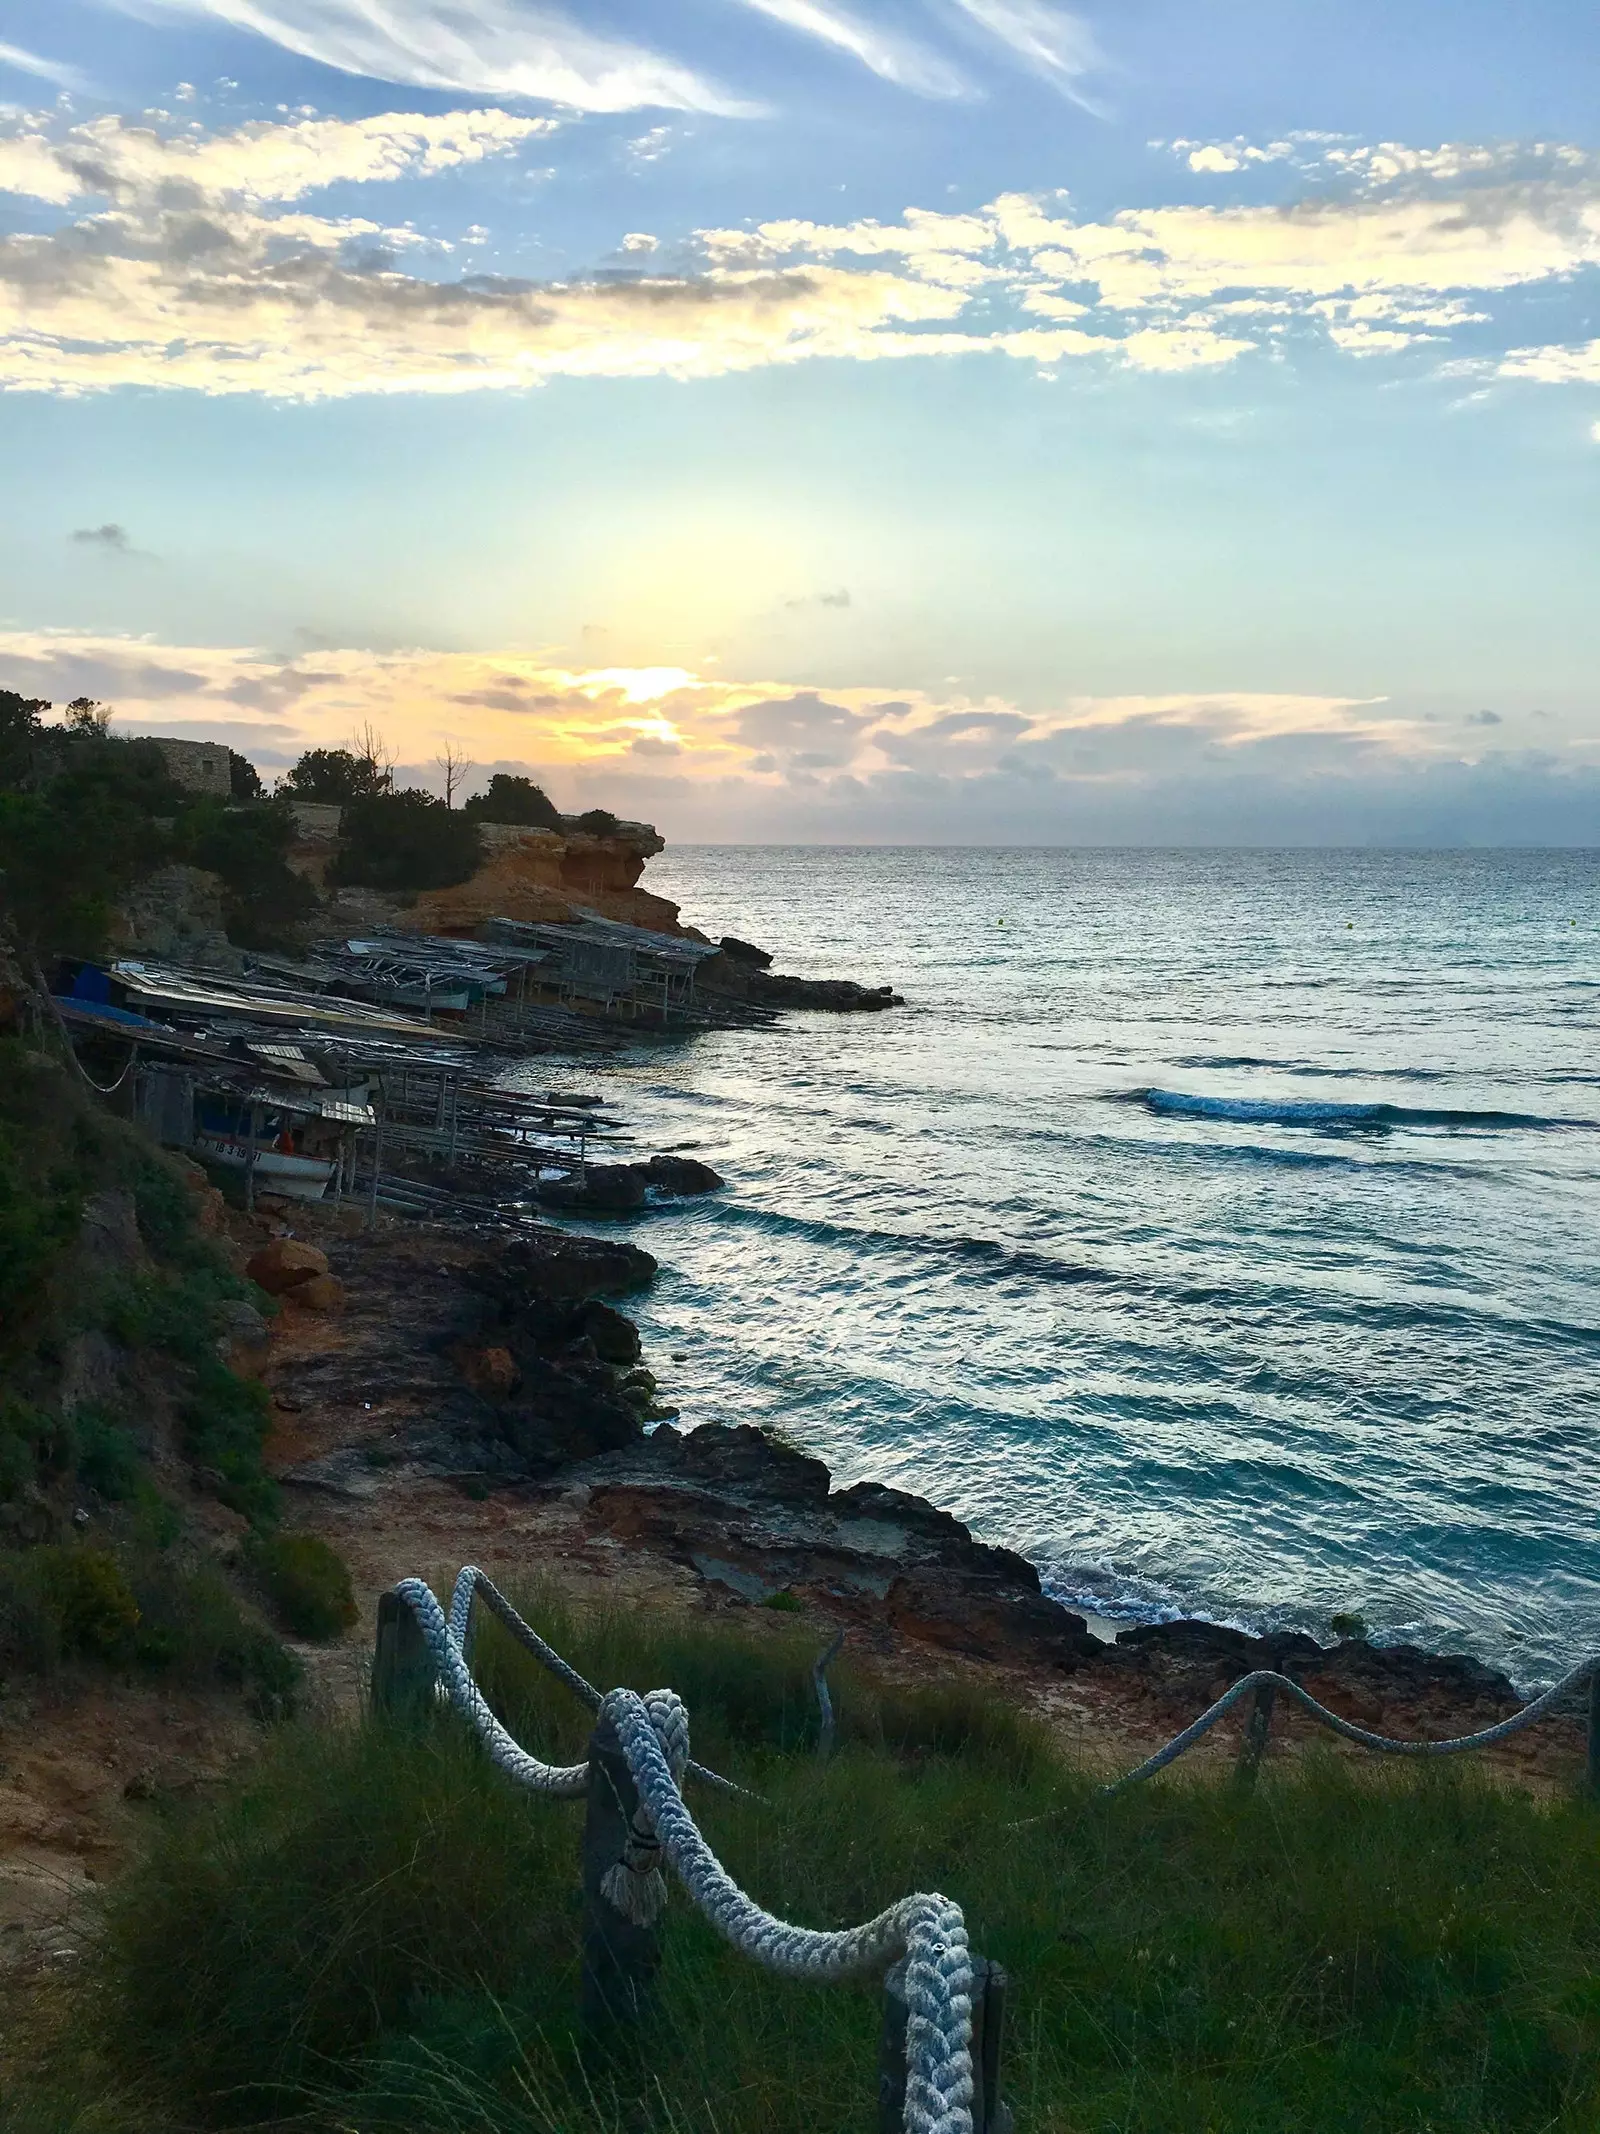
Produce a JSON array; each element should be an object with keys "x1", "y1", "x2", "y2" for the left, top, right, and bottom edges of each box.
[
  {"x1": 699, "y1": 951, "x2": 904, "y2": 1013},
  {"x1": 641, "y1": 1154, "x2": 725, "y2": 1195},
  {"x1": 481, "y1": 1228, "x2": 657, "y2": 1302},
  {"x1": 570, "y1": 1423, "x2": 1100, "y2": 1669},
  {"x1": 536, "y1": 1156, "x2": 725, "y2": 1212},
  {"x1": 1104, "y1": 1617, "x2": 1522, "y2": 1730},
  {"x1": 536, "y1": 1164, "x2": 650, "y2": 1214},
  {"x1": 718, "y1": 935, "x2": 773, "y2": 969},
  {"x1": 269, "y1": 1222, "x2": 658, "y2": 1491},
  {"x1": 747, "y1": 973, "x2": 904, "y2": 1012}
]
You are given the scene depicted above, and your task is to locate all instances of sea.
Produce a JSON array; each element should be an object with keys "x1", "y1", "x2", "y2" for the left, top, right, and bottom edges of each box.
[{"x1": 526, "y1": 848, "x2": 1600, "y2": 1688}]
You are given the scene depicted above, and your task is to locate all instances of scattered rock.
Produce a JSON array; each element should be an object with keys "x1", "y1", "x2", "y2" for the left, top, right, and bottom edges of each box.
[
  {"x1": 718, "y1": 935, "x2": 773, "y2": 969},
  {"x1": 460, "y1": 1345, "x2": 519, "y2": 1397},
  {"x1": 214, "y1": 1299, "x2": 271, "y2": 1370},
  {"x1": 536, "y1": 1165, "x2": 648, "y2": 1214},
  {"x1": 291, "y1": 1273, "x2": 346, "y2": 1312},
  {"x1": 642, "y1": 1154, "x2": 724, "y2": 1195},
  {"x1": 246, "y1": 1239, "x2": 331, "y2": 1295}
]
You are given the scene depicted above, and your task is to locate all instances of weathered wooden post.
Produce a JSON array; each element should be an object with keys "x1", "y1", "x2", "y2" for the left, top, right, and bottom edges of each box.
[
  {"x1": 371, "y1": 1588, "x2": 434, "y2": 1717},
  {"x1": 813, "y1": 1629, "x2": 845, "y2": 1762},
  {"x1": 1586, "y1": 1667, "x2": 1600, "y2": 1799},
  {"x1": 878, "y1": 1954, "x2": 1012, "y2": 2133},
  {"x1": 1235, "y1": 1678, "x2": 1277, "y2": 1789},
  {"x1": 580, "y1": 1707, "x2": 660, "y2": 2030}
]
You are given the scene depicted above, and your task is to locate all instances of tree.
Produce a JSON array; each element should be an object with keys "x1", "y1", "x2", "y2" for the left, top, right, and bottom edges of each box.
[
  {"x1": 434, "y1": 740, "x2": 474, "y2": 810},
  {"x1": 349, "y1": 722, "x2": 396, "y2": 792},
  {"x1": 0, "y1": 734, "x2": 185, "y2": 957},
  {"x1": 462, "y1": 773, "x2": 563, "y2": 830},
  {"x1": 332, "y1": 790, "x2": 483, "y2": 893},
  {"x1": 228, "y1": 750, "x2": 264, "y2": 803},
  {"x1": 573, "y1": 807, "x2": 621, "y2": 837},
  {"x1": 279, "y1": 747, "x2": 389, "y2": 805},
  {"x1": 177, "y1": 797, "x2": 317, "y2": 949},
  {"x1": 64, "y1": 697, "x2": 112, "y2": 734},
  {"x1": 0, "y1": 690, "x2": 50, "y2": 790}
]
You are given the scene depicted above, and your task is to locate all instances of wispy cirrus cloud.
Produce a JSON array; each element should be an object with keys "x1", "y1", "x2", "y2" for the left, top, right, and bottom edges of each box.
[
  {"x1": 943, "y1": 0, "x2": 1103, "y2": 108},
  {"x1": 0, "y1": 39, "x2": 92, "y2": 93},
  {"x1": 97, "y1": 0, "x2": 752, "y2": 114},
  {"x1": 733, "y1": 0, "x2": 967, "y2": 96}
]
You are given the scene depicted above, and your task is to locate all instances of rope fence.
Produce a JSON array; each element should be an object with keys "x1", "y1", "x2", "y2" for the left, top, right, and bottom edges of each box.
[
  {"x1": 373, "y1": 1566, "x2": 1598, "y2": 2126},
  {"x1": 373, "y1": 1568, "x2": 1012, "y2": 2134},
  {"x1": 1005, "y1": 1652, "x2": 1600, "y2": 1827}
]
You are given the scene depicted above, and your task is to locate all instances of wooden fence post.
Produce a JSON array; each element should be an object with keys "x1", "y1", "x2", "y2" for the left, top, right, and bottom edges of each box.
[
  {"x1": 1235, "y1": 1679, "x2": 1277, "y2": 1789},
  {"x1": 813, "y1": 1629, "x2": 844, "y2": 1762},
  {"x1": 371, "y1": 1589, "x2": 434, "y2": 1716},
  {"x1": 1587, "y1": 1669, "x2": 1600, "y2": 1799},
  {"x1": 580, "y1": 1708, "x2": 660, "y2": 2030},
  {"x1": 878, "y1": 1953, "x2": 1013, "y2": 2133}
]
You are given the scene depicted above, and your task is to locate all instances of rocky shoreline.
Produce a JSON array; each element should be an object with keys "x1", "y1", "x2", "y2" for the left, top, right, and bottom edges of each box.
[{"x1": 249, "y1": 1201, "x2": 1583, "y2": 1787}]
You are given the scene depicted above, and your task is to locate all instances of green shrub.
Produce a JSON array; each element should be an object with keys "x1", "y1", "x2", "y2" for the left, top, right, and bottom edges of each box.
[
  {"x1": 333, "y1": 791, "x2": 483, "y2": 893},
  {"x1": 0, "y1": 1396, "x2": 74, "y2": 1504},
  {"x1": 128, "y1": 1555, "x2": 301, "y2": 1717},
  {"x1": 72, "y1": 1407, "x2": 143, "y2": 1501},
  {"x1": 35, "y1": 1545, "x2": 140, "y2": 1660},
  {"x1": 462, "y1": 775, "x2": 562, "y2": 830},
  {"x1": 0, "y1": 1549, "x2": 61, "y2": 1676},
  {"x1": 175, "y1": 797, "x2": 319, "y2": 950},
  {"x1": 248, "y1": 1532, "x2": 357, "y2": 1641}
]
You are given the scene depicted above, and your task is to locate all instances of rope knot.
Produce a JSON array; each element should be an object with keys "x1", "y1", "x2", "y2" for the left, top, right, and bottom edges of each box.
[{"x1": 599, "y1": 1687, "x2": 689, "y2": 1927}]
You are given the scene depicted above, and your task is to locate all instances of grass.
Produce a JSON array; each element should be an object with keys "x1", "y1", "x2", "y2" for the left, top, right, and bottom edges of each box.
[
  {"x1": 247, "y1": 1532, "x2": 359, "y2": 1641},
  {"x1": 7, "y1": 1585, "x2": 1598, "y2": 2134}
]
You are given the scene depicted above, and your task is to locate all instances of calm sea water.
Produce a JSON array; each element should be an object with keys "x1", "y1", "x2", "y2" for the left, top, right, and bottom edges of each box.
[{"x1": 530, "y1": 849, "x2": 1600, "y2": 1686}]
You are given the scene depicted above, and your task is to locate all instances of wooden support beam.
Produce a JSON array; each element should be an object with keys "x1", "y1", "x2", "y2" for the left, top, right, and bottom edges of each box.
[
  {"x1": 1236, "y1": 1678, "x2": 1277, "y2": 1789},
  {"x1": 371, "y1": 1588, "x2": 434, "y2": 1717},
  {"x1": 580, "y1": 1709, "x2": 660, "y2": 2029}
]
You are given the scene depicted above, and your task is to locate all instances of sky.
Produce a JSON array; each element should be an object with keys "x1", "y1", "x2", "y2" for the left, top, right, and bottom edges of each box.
[{"x1": 0, "y1": 0, "x2": 1597, "y2": 844}]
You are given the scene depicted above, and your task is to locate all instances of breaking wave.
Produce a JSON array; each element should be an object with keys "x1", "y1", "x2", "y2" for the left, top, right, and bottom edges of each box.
[{"x1": 1135, "y1": 1089, "x2": 1564, "y2": 1131}]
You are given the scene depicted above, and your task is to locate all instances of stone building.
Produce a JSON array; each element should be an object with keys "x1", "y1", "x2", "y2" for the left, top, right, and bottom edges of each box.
[{"x1": 137, "y1": 736, "x2": 233, "y2": 799}]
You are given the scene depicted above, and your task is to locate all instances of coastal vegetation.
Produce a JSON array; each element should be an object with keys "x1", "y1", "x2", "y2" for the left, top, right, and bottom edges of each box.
[
  {"x1": 4, "y1": 1587, "x2": 1598, "y2": 2133},
  {"x1": 0, "y1": 1040, "x2": 302, "y2": 1707},
  {"x1": 0, "y1": 689, "x2": 313, "y2": 958}
]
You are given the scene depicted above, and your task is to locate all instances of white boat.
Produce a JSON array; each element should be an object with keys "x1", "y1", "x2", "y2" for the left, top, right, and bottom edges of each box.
[{"x1": 195, "y1": 1136, "x2": 336, "y2": 1201}]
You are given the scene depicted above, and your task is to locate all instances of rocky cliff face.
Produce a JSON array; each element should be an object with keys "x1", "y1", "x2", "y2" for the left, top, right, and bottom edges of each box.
[
  {"x1": 403, "y1": 822, "x2": 683, "y2": 938},
  {"x1": 113, "y1": 864, "x2": 243, "y2": 971}
]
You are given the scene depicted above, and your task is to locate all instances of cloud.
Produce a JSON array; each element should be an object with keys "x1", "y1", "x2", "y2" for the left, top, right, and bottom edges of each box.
[
  {"x1": 0, "y1": 40, "x2": 91, "y2": 93},
  {"x1": 943, "y1": 0, "x2": 1103, "y2": 108},
  {"x1": 1498, "y1": 337, "x2": 1600, "y2": 384},
  {"x1": 96, "y1": 0, "x2": 750, "y2": 115},
  {"x1": 784, "y1": 587, "x2": 852, "y2": 609},
  {"x1": 1, "y1": 631, "x2": 1593, "y2": 844},
  {"x1": 0, "y1": 109, "x2": 556, "y2": 207},
  {"x1": 4, "y1": 115, "x2": 1600, "y2": 397},
  {"x1": 1466, "y1": 708, "x2": 1503, "y2": 725},
  {"x1": 732, "y1": 0, "x2": 967, "y2": 96},
  {"x1": 733, "y1": 691, "x2": 873, "y2": 758},
  {"x1": 71, "y1": 522, "x2": 130, "y2": 550}
]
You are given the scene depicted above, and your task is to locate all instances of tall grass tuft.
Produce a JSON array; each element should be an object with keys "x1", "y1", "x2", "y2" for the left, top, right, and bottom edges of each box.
[{"x1": 29, "y1": 1588, "x2": 1600, "y2": 2133}]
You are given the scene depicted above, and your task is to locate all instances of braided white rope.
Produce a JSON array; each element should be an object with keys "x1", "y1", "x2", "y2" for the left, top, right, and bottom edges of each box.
[
  {"x1": 391, "y1": 1577, "x2": 589, "y2": 1796},
  {"x1": 445, "y1": 1566, "x2": 758, "y2": 1801},
  {"x1": 1101, "y1": 1653, "x2": 1600, "y2": 1796},
  {"x1": 602, "y1": 1688, "x2": 975, "y2": 2134}
]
